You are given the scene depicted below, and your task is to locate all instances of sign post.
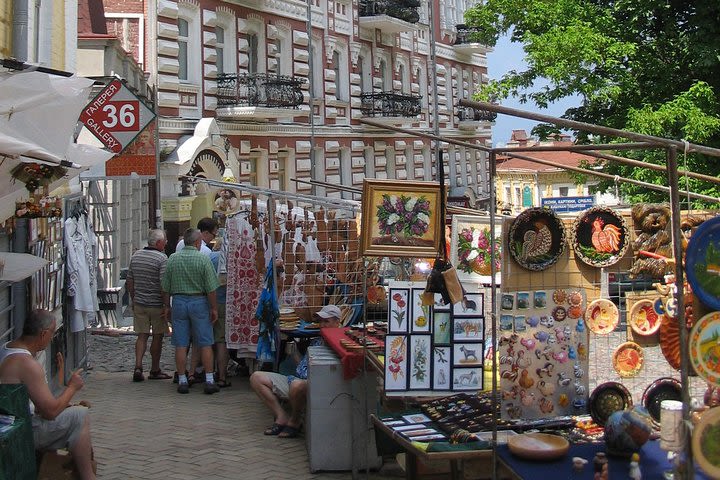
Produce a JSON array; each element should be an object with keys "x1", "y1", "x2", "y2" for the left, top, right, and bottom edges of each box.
[{"x1": 79, "y1": 79, "x2": 155, "y2": 154}]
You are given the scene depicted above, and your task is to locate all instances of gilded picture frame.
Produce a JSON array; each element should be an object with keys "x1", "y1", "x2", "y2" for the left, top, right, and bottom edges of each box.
[{"x1": 360, "y1": 179, "x2": 442, "y2": 258}]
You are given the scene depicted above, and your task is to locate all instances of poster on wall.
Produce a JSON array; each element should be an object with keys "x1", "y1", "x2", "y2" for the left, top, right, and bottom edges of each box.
[
  {"x1": 499, "y1": 288, "x2": 590, "y2": 420},
  {"x1": 384, "y1": 281, "x2": 485, "y2": 396}
]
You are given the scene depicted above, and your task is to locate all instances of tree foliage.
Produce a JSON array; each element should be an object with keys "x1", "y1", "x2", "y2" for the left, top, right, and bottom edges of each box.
[{"x1": 465, "y1": 0, "x2": 720, "y2": 205}]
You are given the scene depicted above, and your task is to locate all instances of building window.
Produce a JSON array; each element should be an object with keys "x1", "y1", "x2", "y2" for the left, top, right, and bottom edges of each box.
[
  {"x1": 515, "y1": 187, "x2": 521, "y2": 207},
  {"x1": 340, "y1": 149, "x2": 352, "y2": 199},
  {"x1": 399, "y1": 64, "x2": 409, "y2": 94},
  {"x1": 178, "y1": 19, "x2": 189, "y2": 80},
  {"x1": 248, "y1": 34, "x2": 258, "y2": 74},
  {"x1": 216, "y1": 26, "x2": 225, "y2": 75},
  {"x1": 248, "y1": 157, "x2": 257, "y2": 185},
  {"x1": 364, "y1": 148, "x2": 374, "y2": 178},
  {"x1": 559, "y1": 186, "x2": 569, "y2": 197},
  {"x1": 379, "y1": 60, "x2": 391, "y2": 91},
  {"x1": 358, "y1": 55, "x2": 372, "y2": 92},
  {"x1": 416, "y1": 67, "x2": 428, "y2": 110},
  {"x1": 332, "y1": 51, "x2": 343, "y2": 101}
]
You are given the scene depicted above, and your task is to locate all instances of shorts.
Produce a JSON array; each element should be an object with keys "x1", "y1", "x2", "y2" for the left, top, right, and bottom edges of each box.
[
  {"x1": 262, "y1": 372, "x2": 293, "y2": 400},
  {"x1": 133, "y1": 304, "x2": 169, "y2": 335},
  {"x1": 171, "y1": 295, "x2": 214, "y2": 348},
  {"x1": 33, "y1": 405, "x2": 88, "y2": 450},
  {"x1": 213, "y1": 303, "x2": 226, "y2": 343}
]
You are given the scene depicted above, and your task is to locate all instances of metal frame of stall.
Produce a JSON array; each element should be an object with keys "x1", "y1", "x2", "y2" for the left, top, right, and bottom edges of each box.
[{"x1": 357, "y1": 99, "x2": 720, "y2": 479}]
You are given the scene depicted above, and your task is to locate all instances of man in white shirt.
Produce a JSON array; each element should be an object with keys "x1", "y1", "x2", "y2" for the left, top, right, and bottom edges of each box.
[{"x1": 175, "y1": 217, "x2": 218, "y2": 257}]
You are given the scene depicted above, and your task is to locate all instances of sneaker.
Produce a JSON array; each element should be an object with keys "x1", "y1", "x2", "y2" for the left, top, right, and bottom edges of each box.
[
  {"x1": 203, "y1": 382, "x2": 220, "y2": 395},
  {"x1": 133, "y1": 368, "x2": 144, "y2": 382},
  {"x1": 177, "y1": 383, "x2": 190, "y2": 394}
]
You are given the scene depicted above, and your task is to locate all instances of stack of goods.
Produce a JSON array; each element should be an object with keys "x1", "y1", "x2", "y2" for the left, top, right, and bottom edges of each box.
[
  {"x1": 340, "y1": 325, "x2": 386, "y2": 352},
  {"x1": 421, "y1": 393, "x2": 513, "y2": 434},
  {"x1": 279, "y1": 308, "x2": 300, "y2": 331}
]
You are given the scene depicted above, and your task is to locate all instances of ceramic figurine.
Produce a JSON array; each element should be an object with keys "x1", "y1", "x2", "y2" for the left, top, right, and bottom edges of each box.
[
  {"x1": 593, "y1": 452, "x2": 608, "y2": 473},
  {"x1": 572, "y1": 457, "x2": 588, "y2": 472},
  {"x1": 629, "y1": 452, "x2": 641, "y2": 480}
]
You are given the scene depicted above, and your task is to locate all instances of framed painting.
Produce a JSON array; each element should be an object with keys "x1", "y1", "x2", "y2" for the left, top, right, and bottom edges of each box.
[
  {"x1": 432, "y1": 310, "x2": 451, "y2": 345},
  {"x1": 453, "y1": 343, "x2": 483, "y2": 367},
  {"x1": 360, "y1": 179, "x2": 442, "y2": 258},
  {"x1": 452, "y1": 367, "x2": 483, "y2": 391},
  {"x1": 453, "y1": 316, "x2": 484, "y2": 342},
  {"x1": 450, "y1": 214, "x2": 503, "y2": 284},
  {"x1": 432, "y1": 347, "x2": 451, "y2": 389},
  {"x1": 388, "y1": 288, "x2": 410, "y2": 333},
  {"x1": 384, "y1": 335, "x2": 408, "y2": 391},
  {"x1": 453, "y1": 291, "x2": 484, "y2": 316},
  {"x1": 409, "y1": 335, "x2": 432, "y2": 390},
  {"x1": 410, "y1": 288, "x2": 431, "y2": 333}
]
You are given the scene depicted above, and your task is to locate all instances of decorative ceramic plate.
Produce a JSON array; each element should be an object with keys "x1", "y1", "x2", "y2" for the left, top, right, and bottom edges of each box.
[
  {"x1": 628, "y1": 299, "x2": 662, "y2": 336},
  {"x1": 653, "y1": 298, "x2": 666, "y2": 316},
  {"x1": 613, "y1": 342, "x2": 644, "y2": 377},
  {"x1": 507, "y1": 433, "x2": 569, "y2": 460},
  {"x1": 552, "y1": 289, "x2": 567, "y2": 305},
  {"x1": 572, "y1": 206, "x2": 630, "y2": 268},
  {"x1": 508, "y1": 207, "x2": 566, "y2": 271},
  {"x1": 693, "y1": 405, "x2": 720, "y2": 478},
  {"x1": 584, "y1": 299, "x2": 619, "y2": 334},
  {"x1": 589, "y1": 382, "x2": 633, "y2": 426},
  {"x1": 568, "y1": 291, "x2": 583, "y2": 307},
  {"x1": 686, "y1": 216, "x2": 720, "y2": 310},
  {"x1": 641, "y1": 377, "x2": 682, "y2": 423},
  {"x1": 659, "y1": 314, "x2": 682, "y2": 371},
  {"x1": 689, "y1": 311, "x2": 720, "y2": 387}
]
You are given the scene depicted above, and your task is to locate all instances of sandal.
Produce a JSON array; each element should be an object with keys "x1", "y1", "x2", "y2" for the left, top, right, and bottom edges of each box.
[
  {"x1": 132, "y1": 367, "x2": 144, "y2": 382},
  {"x1": 264, "y1": 423, "x2": 285, "y2": 436},
  {"x1": 216, "y1": 379, "x2": 232, "y2": 388},
  {"x1": 277, "y1": 425, "x2": 301, "y2": 439},
  {"x1": 148, "y1": 370, "x2": 172, "y2": 380}
]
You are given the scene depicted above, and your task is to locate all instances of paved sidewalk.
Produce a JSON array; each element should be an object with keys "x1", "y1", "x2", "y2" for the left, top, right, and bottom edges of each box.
[{"x1": 80, "y1": 333, "x2": 398, "y2": 479}]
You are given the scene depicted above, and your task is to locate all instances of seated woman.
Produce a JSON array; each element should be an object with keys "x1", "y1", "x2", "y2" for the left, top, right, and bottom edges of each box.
[{"x1": 249, "y1": 304, "x2": 341, "y2": 438}]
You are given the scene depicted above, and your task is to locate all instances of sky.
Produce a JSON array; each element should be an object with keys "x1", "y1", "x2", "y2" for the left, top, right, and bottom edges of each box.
[{"x1": 485, "y1": 35, "x2": 580, "y2": 146}]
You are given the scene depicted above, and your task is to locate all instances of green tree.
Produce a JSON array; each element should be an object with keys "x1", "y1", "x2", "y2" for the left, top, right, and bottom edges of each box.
[{"x1": 466, "y1": 0, "x2": 720, "y2": 205}]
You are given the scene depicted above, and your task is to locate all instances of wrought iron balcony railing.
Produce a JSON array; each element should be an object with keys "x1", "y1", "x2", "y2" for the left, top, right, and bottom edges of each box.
[
  {"x1": 454, "y1": 24, "x2": 484, "y2": 45},
  {"x1": 217, "y1": 73, "x2": 305, "y2": 108},
  {"x1": 359, "y1": 0, "x2": 420, "y2": 24},
  {"x1": 457, "y1": 106, "x2": 497, "y2": 122},
  {"x1": 360, "y1": 92, "x2": 422, "y2": 118}
]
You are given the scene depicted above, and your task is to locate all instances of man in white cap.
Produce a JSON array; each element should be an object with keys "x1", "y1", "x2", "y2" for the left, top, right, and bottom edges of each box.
[{"x1": 250, "y1": 304, "x2": 341, "y2": 438}]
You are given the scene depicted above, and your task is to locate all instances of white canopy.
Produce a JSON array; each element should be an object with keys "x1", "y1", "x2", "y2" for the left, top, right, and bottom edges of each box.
[{"x1": 0, "y1": 252, "x2": 49, "y2": 283}]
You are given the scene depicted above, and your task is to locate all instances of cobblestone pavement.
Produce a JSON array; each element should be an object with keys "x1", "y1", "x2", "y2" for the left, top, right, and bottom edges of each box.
[{"x1": 82, "y1": 332, "x2": 400, "y2": 480}]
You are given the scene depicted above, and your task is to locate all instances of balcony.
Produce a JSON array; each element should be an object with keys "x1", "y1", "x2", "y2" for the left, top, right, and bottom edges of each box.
[
  {"x1": 358, "y1": 0, "x2": 421, "y2": 34},
  {"x1": 454, "y1": 24, "x2": 491, "y2": 54},
  {"x1": 360, "y1": 92, "x2": 421, "y2": 123},
  {"x1": 457, "y1": 105, "x2": 497, "y2": 130},
  {"x1": 216, "y1": 73, "x2": 307, "y2": 120}
]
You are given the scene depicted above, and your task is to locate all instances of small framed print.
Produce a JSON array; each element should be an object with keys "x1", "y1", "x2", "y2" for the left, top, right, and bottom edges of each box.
[
  {"x1": 388, "y1": 288, "x2": 410, "y2": 333},
  {"x1": 384, "y1": 335, "x2": 408, "y2": 391},
  {"x1": 516, "y1": 292, "x2": 530, "y2": 309},
  {"x1": 433, "y1": 293, "x2": 450, "y2": 311},
  {"x1": 500, "y1": 314, "x2": 513, "y2": 331},
  {"x1": 453, "y1": 343, "x2": 483, "y2": 367},
  {"x1": 409, "y1": 335, "x2": 431, "y2": 390},
  {"x1": 452, "y1": 367, "x2": 482, "y2": 391},
  {"x1": 453, "y1": 292, "x2": 483, "y2": 316},
  {"x1": 501, "y1": 293, "x2": 514, "y2": 310},
  {"x1": 410, "y1": 288, "x2": 431, "y2": 333},
  {"x1": 432, "y1": 347, "x2": 451, "y2": 389},
  {"x1": 534, "y1": 291, "x2": 547, "y2": 309},
  {"x1": 433, "y1": 311, "x2": 451, "y2": 345},
  {"x1": 453, "y1": 316, "x2": 484, "y2": 341},
  {"x1": 402, "y1": 413, "x2": 431, "y2": 424},
  {"x1": 513, "y1": 315, "x2": 526, "y2": 332}
]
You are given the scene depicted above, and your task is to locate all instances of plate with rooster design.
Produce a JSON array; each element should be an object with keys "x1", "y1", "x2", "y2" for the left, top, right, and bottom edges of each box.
[
  {"x1": 508, "y1": 207, "x2": 566, "y2": 271},
  {"x1": 572, "y1": 206, "x2": 629, "y2": 268}
]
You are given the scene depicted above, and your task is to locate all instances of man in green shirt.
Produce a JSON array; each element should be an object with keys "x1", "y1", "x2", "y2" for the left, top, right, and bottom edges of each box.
[{"x1": 162, "y1": 228, "x2": 220, "y2": 394}]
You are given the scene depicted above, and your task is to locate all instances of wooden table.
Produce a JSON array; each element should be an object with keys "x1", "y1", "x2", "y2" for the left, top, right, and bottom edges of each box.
[{"x1": 371, "y1": 414, "x2": 493, "y2": 480}]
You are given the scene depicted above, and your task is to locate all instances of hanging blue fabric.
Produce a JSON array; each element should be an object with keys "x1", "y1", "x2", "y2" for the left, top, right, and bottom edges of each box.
[{"x1": 255, "y1": 259, "x2": 280, "y2": 364}]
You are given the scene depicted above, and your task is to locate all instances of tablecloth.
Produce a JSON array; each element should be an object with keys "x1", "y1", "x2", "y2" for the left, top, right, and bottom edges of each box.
[
  {"x1": 497, "y1": 440, "x2": 709, "y2": 480},
  {"x1": 321, "y1": 327, "x2": 385, "y2": 380}
]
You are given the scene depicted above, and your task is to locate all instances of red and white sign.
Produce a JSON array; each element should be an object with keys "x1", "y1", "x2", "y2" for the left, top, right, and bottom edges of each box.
[{"x1": 80, "y1": 79, "x2": 155, "y2": 154}]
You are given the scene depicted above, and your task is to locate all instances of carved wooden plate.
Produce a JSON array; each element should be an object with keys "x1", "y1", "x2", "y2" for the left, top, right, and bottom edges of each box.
[
  {"x1": 508, "y1": 207, "x2": 566, "y2": 271},
  {"x1": 584, "y1": 298, "x2": 618, "y2": 335},
  {"x1": 589, "y1": 382, "x2": 633, "y2": 426},
  {"x1": 659, "y1": 314, "x2": 682, "y2": 371},
  {"x1": 572, "y1": 206, "x2": 629, "y2": 268},
  {"x1": 613, "y1": 341, "x2": 644, "y2": 377},
  {"x1": 641, "y1": 377, "x2": 682, "y2": 423},
  {"x1": 692, "y1": 404, "x2": 720, "y2": 478},
  {"x1": 628, "y1": 299, "x2": 662, "y2": 336},
  {"x1": 507, "y1": 433, "x2": 569, "y2": 460}
]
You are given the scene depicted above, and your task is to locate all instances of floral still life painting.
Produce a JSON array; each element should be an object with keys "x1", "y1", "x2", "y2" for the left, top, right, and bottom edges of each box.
[
  {"x1": 450, "y1": 215, "x2": 503, "y2": 283},
  {"x1": 361, "y1": 180, "x2": 442, "y2": 257},
  {"x1": 388, "y1": 289, "x2": 409, "y2": 333},
  {"x1": 410, "y1": 336, "x2": 431, "y2": 389},
  {"x1": 385, "y1": 335, "x2": 407, "y2": 391}
]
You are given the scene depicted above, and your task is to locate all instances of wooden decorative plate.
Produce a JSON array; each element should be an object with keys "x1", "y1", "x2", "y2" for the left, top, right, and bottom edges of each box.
[
  {"x1": 659, "y1": 314, "x2": 682, "y2": 371},
  {"x1": 572, "y1": 206, "x2": 629, "y2": 268},
  {"x1": 584, "y1": 299, "x2": 619, "y2": 334},
  {"x1": 613, "y1": 341, "x2": 644, "y2": 377},
  {"x1": 628, "y1": 299, "x2": 662, "y2": 336},
  {"x1": 589, "y1": 382, "x2": 633, "y2": 426},
  {"x1": 641, "y1": 377, "x2": 682, "y2": 423},
  {"x1": 507, "y1": 433, "x2": 569, "y2": 460},
  {"x1": 508, "y1": 207, "x2": 566, "y2": 271},
  {"x1": 692, "y1": 404, "x2": 720, "y2": 478},
  {"x1": 689, "y1": 311, "x2": 720, "y2": 387},
  {"x1": 686, "y1": 216, "x2": 720, "y2": 311}
]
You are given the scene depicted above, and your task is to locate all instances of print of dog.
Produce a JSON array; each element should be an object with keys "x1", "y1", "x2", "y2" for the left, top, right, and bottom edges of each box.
[{"x1": 459, "y1": 345, "x2": 478, "y2": 362}]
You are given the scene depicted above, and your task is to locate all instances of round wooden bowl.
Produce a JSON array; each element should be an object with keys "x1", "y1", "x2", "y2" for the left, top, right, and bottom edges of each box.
[{"x1": 507, "y1": 433, "x2": 569, "y2": 461}]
